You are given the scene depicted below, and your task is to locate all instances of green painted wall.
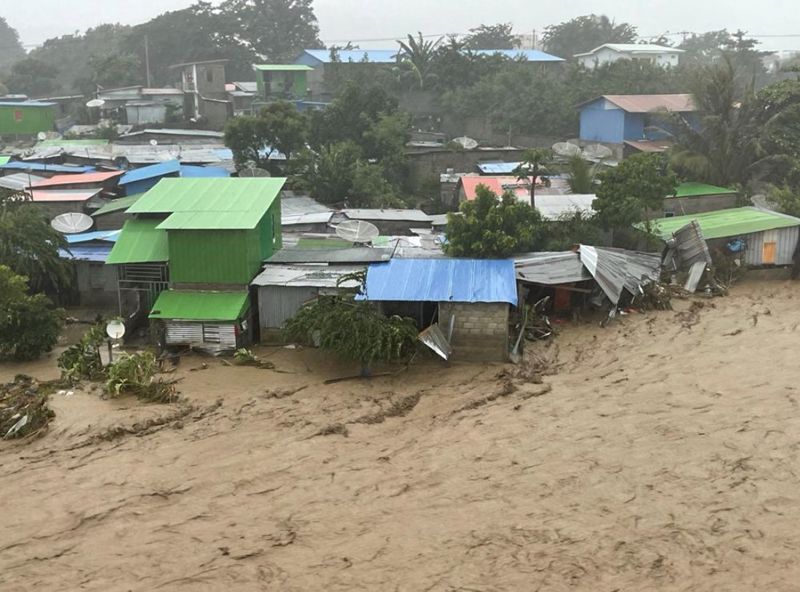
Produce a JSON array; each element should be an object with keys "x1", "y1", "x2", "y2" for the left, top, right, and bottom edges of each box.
[
  {"x1": 0, "y1": 105, "x2": 55, "y2": 135},
  {"x1": 258, "y1": 200, "x2": 282, "y2": 260},
  {"x1": 258, "y1": 71, "x2": 307, "y2": 99},
  {"x1": 168, "y1": 229, "x2": 263, "y2": 285}
]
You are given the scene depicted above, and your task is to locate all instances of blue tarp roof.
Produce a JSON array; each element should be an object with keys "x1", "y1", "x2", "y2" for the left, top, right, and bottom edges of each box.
[
  {"x1": 358, "y1": 258, "x2": 517, "y2": 305},
  {"x1": 58, "y1": 245, "x2": 113, "y2": 262},
  {"x1": 477, "y1": 161, "x2": 521, "y2": 174},
  {"x1": 64, "y1": 230, "x2": 120, "y2": 244},
  {"x1": 180, "y1": 165, "x2": 230, "y2": 178},
  {"x1": 0, "y1": 162, "x2": 95, "y2": 173},
  {"x1": 119, "y1": 160, "x2": 180, "y2": 185}
]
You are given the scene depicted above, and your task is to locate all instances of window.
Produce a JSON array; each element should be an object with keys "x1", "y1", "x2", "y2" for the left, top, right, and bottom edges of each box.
[
  {"x1": 206, "y1": 69, "x2": 214, "y2": 83},
  {"x1": 202, "y1": 323, "x2": 221, "y2": 343},
  {"x1": 664, "y1": 210, "x2": 675, "y2": 218}
]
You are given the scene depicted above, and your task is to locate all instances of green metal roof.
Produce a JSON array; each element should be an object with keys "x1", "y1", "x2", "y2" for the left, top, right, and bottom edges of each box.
[
  {"x1": 649, "y1": 207, "x2": 800, "y2": 240},
  {"x1": 106, "y1": 218, "x2": 169, "y2": 264},
  {"x1": 253, "y1": 64, "x2": 313, "y2": 71},
  {"x1": 92, "y1": 193, "x2": 143, "y2": 217},
  {"x1": 0, "y1": 155, "x2": 10, "y2": 166},
  {"x1": 127, "y1": 177, "x2": 285, "y2": 230},
  {"x1": 295, "y1": 237, "x2": 352, "y2": 250},
  {"x1": 671, "y1": 182, "x2": 738, "y2": 199},
  {"x1": 149, "y1": 290, "x2": 249, "y2": 321}
]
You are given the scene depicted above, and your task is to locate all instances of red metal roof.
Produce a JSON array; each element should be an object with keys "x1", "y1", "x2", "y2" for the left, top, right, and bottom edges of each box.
[
  {"x1": 28, "y1": 188, "x2": 102, "y2": 202},
  {"x1": 602, "y1": 94, "x2": 695, "y2": 113},
  {"x1": 459, "y1": 175, "x2": 542, "y2": 203},
  {"x1": 31, "y1": 170, "x2": 123, "y2": 188}
]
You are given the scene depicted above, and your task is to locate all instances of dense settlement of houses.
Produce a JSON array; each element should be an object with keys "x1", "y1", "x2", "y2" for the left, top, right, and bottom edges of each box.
[{"x1": 2, "y1": 46, "x2": 798, "y2": 362}]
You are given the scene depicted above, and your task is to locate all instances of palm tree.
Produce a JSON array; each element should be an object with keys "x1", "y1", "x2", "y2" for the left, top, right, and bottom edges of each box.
[
  {"x1": 397, "y1": 32, "x2": 442, "y2": 89},
  {"x1": 513, "y1": 148, "x2": 552, "y2": 207}
]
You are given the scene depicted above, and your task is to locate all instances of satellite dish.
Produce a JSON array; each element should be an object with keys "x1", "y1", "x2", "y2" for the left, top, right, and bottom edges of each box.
[
  {"x1": 86, "y1": 98, "x2": 105, "y2": 108},
  {"x1": 37, "y1": 131, "x2": 47, "y2": 142},
  {"x1": 552, "y1": 141, "x2": 582, "y2": 158},
  {"x1": 149, "y1": 139, "x2": 158, "y2": 147},
  {"x1": 582, "y1": 144, "x2": 613, "y2": 161},
  {"x1": 106, "y1": 319, "x2": 126, "y2": 340},
  {"x1": 239, "y1": 167, "x2": 271, "y2": 177},
  {"x1": 51, "y1": 212, "x2": 93, "y2": 234},
  {"x1": 451, "y1": 136, "x2": 478, "y2": 150},
  {"x1": 335, "y1": 219, "x2": 380, "y2": 243}
]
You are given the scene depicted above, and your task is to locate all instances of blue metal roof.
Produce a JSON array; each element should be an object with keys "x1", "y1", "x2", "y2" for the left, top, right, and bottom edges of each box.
[
  {"x1": 473, "y1": 49, "x2": 564, "y2": 62},
  {"x1": 300, "y1": 49, "x2": 399, "y2": 64},
  {"x1": 359, "y1": 258, "x2": 517, "y2": 305},
  {"x1": 64, "y1": 230, "x2": 120, "y2": 244},
  {"x1": 119, "y1": 160, "x2": 181, "y2": 186},
  {"x1": 58, "y1": 245, "x2": 113, "y2": 262},
  {"x1": 0, "y1": 162, "x2": 95, "y2": 173},
  {"x1": 180, "y1": 165, "x2": 230, "y2": 178},
  {"x1": 477, "y1": 161, "x2": 521, "y2": 175}
]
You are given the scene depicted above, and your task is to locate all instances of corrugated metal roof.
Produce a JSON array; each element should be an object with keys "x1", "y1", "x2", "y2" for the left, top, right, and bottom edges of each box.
[
  {"x1": 149, "y1": 290, "x2": 249, "y2": 321},
  {"x1": 233, "y1": 82, "x2": 258, "y2": 93},
  {"x1": 459, "y1": 175, "x2": 538, "y2": 202},
  {"x1": 28, "y1": 188, "x2": 102, "y2": 202},
  {"x1": 515, "y1": 251, "x2": 592, "y2": 285},
  {"x1": 106, "y1": 218, "x2": 168, "y2": 264},
  {"x1": 0, "y1": 101, "x2": 55, "y2": 107},
  {"x1": 118, "y1": 160, "x2": 181, "y2": 185},
  {"x1": 64, "y1": 230, "x2": 120, "y2": 244},
  {"x1": 119, "y1": 128, "x2": 225, "y2": 140},
  {"x1": 31, "y1": 170, "x2": 123, "y2": 188},
  {"x1": 253, "y1": 64, "x2": 313, "y2": 71},
  {"x1": 251, "y1": 264, "x2": 365, "y2": 288},
  {"x1": 430, "y1": 214, "x2": 450, "y2": 226},
  {"x1": 536, "y1": 194, "x2": 596, "y2": 221},
  {"x1": 267, "y1": 248, "x2": 392, "y2": 264},
  {"x1": 282, "y1": 212, "x2": 333, "y2": 226},
  {"x1": 128, "y1": 177, "x2": 285, "y2": 230},
  {"x1": 579, "y1": 245, "x2": 662, "y2": 305},
  {"x1": 92, "y1": 194, "x2": 143, "y2": 217},
  {"x1": 649, "y1": 207, "x2": 800, "y2": 241},
  {"x1": 672, "y1": 182, "x2": 737, "y2": 198},
  {"x1": 58, "y1": 245, "x2": 112, "y2": 262},
  {"x1": 36, "y1": 139, "x2": 109, "y2": 147},
  {"x1": 300, "y1": 49, "x2": 398, "y2": 63},
  {"x1": 0, "y1": 162, "x2": 94, "y2": 173},
  {"x1": 281, "y1": 195, "x2": 331, "y2": 216},
  {"x1": 358, "y1": 258, "x2": 517, "y2": 304},
  {"x1": 0, "y1": 172, "x2": 46, "y2": 191},
  {"x1": 477, "y1": 161, "x2": 521, "y2": 174},
  {"x1": 179, "y1": 165, "x2": 230, "y2": 178},
  {"x1": 591, "y1": 94, "x2": 695, "y2": 113},
  {"x1": 343, "y1": 208, "x2": 431, "y2": 223},
  {"x1": 623, "y1": 139, "x2": 673, "y2": 153}
]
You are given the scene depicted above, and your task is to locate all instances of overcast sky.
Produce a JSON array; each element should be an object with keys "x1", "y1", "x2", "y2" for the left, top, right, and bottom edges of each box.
[{"x1": 6, "y1": 0, "x2": 800, "y2": 52}]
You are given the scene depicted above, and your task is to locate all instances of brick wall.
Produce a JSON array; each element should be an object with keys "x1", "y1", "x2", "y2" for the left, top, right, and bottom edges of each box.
[{"x1": 439, "y1": 302, "x2": 509, "y2": 362}]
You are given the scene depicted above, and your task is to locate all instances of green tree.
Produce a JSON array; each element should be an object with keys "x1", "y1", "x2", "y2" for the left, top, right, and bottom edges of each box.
[
  {"x1": 4, "y1": 57, "x2": 58, "y2": 97},
  {"x1": 220, "y1": 0, "x2": 323, "y2": 62},
  {"x1": 397, "y1": 32, "x2": 442, "y2": 89},
  {"x1": 542, "y1": 14, "x2": 637, "y2": 59},
  {"x1": 0, "y1": 192, "x2": 72, "y2": 294},
  {"x1": 678, "y1": 30, "x2": 735, "y2": 66},
  {"x1": 284, "y1": 295, "x2": 418, "y2": 370},
  {"x1": 671, "y1": 60, "x2": 792, "y2": 188},
  {"x1": 513, "y1": 148, "x2": 552, "y2": 205},
  {"x1": 594, "y1": 153, "x2": 677, "y2": 231},
  {"x1": 225, "y1": 101, "x2": 308, "y2": 170},
  {"x1": 463, "y1": 23, "x2": 516, "y2": 50},
  {"x1": 566, "y1": 154, "x2": 596, "y2": 194},
  {"x1": 0, "y1": 266, "x2": 63, "y2": 361},
  {"x1": 83, "y1": 52, "x2": 143, "y2": 93},
  {"x1": 0, "y1": 17, "x2": 25, "y2": 72},
  {"x1": 445, "y1": 185, "x2": 547, "y2": 258},
  {"x1": 302, "y1": 141, "x2": 361, "y2": 205}
]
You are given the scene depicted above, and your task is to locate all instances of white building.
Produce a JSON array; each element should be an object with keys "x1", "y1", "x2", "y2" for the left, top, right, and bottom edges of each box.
[{"x1": 574, "y1": 43, "x2": 684, "y2": 69}]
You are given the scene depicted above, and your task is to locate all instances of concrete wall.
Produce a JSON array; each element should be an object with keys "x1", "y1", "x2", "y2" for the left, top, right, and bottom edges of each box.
[
  {"x1": 74, "y1": 260, "x2": 119, "y2": 310},
  {"x1": 661, "y1": 194, "x2": 739, "y2": 217},
  {"x1": 438, "y1": 302, "x2": 509, "y2": 362},
  {"x1": 578, "y1": 48, "x2": 681, "y2": 69},
  {"x1": 406, "y1": 147, "x2": 528, "y2": 185}
]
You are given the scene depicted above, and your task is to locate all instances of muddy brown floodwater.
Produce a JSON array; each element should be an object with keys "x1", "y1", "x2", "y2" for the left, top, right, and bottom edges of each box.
[{"x1": 2, "y1": 277, "x2": 800, "y2": 591}]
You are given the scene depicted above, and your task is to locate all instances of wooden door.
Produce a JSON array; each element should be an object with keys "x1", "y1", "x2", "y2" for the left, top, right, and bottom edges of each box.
[{"x1": 762, "y1": 241, "x2": 777, "y2": 265}]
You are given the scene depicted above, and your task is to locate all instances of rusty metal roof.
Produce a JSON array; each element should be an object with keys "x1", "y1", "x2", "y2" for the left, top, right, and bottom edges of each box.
[{"x1": 601, "y1": 94, "x2": 695, "y2": 113}]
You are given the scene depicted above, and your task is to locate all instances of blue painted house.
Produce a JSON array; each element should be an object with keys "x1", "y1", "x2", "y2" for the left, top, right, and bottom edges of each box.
[{"x1": 578, "y1": 94, "x2": 696, "y2": 146}]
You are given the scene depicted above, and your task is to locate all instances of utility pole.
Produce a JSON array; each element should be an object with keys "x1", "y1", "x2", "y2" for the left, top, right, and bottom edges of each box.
[{"x1": 145, "y1": 34, "x2": 152, "y2": 87}]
